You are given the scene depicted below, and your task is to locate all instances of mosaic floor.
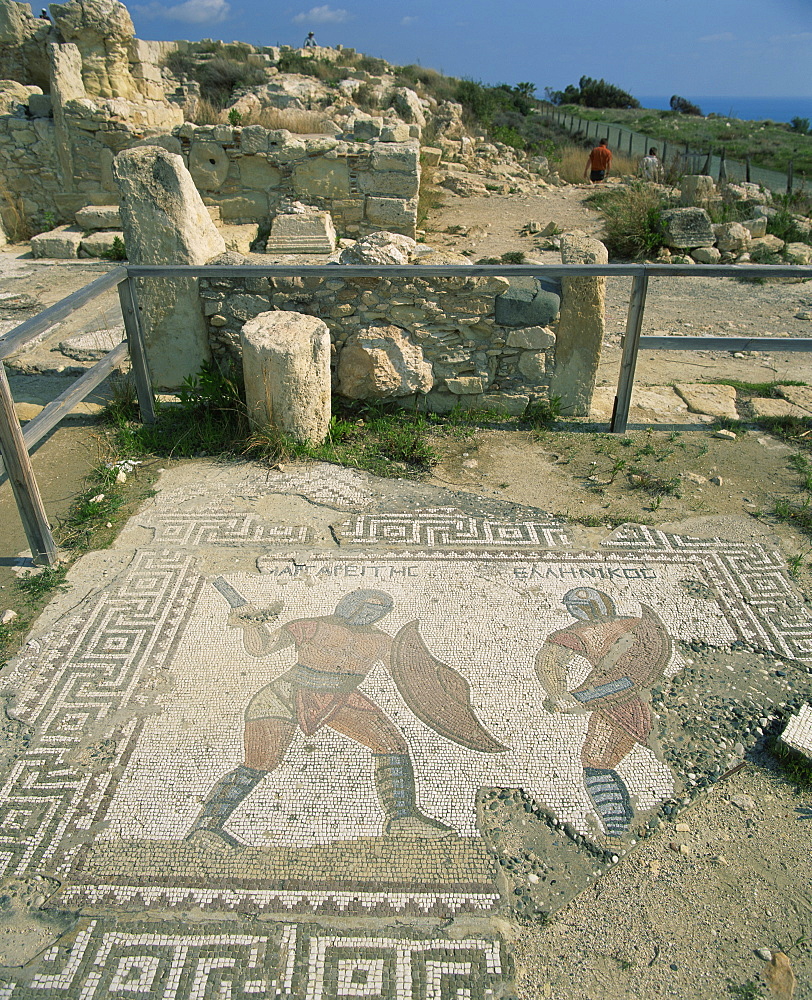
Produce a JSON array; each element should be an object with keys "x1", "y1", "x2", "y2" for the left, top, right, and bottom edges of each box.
[{"x1": 1, "y1": 461, "x2": 811, "y2": 997}]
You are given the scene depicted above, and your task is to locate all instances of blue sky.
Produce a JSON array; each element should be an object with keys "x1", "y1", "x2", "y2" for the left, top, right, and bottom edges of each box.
[{"x1": 126, "y1": 0, "x2": 812, "y2": 98}]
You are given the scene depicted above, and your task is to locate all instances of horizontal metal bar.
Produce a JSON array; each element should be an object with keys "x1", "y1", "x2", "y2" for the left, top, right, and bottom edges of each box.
[
  {"x1": 123, "y1": 262, "x2": 812, "y2": 280},
  {"x1": 0, "y1": 341, "x2": 129, "y2": 482},
  {"x1": 125, "y1": 263, "x2": 645, "y2": 278},
  {"x1": 639, "y1": 336, "x2": 812, "y2": 352},
  {"x1": 0, "y1": 266, "x2": 127, "y2": 361}
]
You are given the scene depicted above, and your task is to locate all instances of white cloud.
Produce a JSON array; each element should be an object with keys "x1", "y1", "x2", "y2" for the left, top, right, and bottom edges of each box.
[
  {"x1": 400, "y1": 15, "x2": 417, "y2": 25},
  {"x1": 697, "y1": 32, "x2": 735, "y2": 43},
  {"x1": 134, "y1": 0, "x2": 230, "y2": 23},
  {"x1": 292, "y1": 5, "x2": 351, "y2": 24},
  {"x1": 769, "y1": 32, "x2": 812, "y2": 43}
]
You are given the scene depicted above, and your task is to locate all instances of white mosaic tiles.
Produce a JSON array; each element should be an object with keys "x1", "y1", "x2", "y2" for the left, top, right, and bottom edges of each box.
[{"x1": 781, "y1": 703, "x2": 812, "y2": 759}]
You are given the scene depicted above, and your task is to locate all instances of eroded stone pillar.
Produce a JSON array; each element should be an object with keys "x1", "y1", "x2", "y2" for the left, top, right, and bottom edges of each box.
[
  {"x1": 113, "y1": 145, "x2": 226, "y2": 388},
  {"x1": 549, "y1": 232, "x2": 608, "y2": 417},
  {"x1": 241, "y1": 311, "x2": 331, "y2": 444}
]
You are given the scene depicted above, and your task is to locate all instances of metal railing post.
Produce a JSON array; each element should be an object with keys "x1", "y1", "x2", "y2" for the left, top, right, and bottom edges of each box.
[
  {"x1": 611, "y1": 268, "x2": 649, "y2": 434},
  {"x1": 118, "y1": 274, "x2": 156, "y2": 424},
  {"x1": 0, "y1": 361, "x2": 59, "y2": 565}
]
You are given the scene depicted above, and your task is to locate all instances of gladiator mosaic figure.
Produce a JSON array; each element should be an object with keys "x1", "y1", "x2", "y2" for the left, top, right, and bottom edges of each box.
[
  {"x1": 535, "y1": 587, "x2": 672, "y2": 837},
  {"x1": 188, "y1": 581, "x2": 507, "y2": 846}
]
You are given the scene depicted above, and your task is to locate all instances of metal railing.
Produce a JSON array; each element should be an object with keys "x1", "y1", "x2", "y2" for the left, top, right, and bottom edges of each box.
[{"x1": 1, "y1": 261, "x2": 811, "y2": 566}]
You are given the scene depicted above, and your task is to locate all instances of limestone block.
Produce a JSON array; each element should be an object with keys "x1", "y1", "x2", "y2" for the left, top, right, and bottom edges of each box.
[
  {"x1": 189, "y1": 140, "x2": 230, "y2": 191},
  {"x1": 673, "y1": 382, "x2": 739, "y2": 419},
  {"x1": 31, "y1": 225, "x2": 83, "y2": 258},
  {"x1": 713, "y1": 222, "x2": 750, "y2": 253},
  {"x1": 227, "y1": 293, "x2": 271, "y2": 320},
  {"x1": 549, "y1": 233, "x2": 608, "y2": 418},
  {"x1": 337, "y1": 323, "x2": 433, "y2": 399},
  {"x1": 59, "y1": 327, "x2": 124, "y2": 361},
  {"x1": 690, "y1": 246, "x2": 721, "y2": 264},
  {"x1": 388, "y1": 87, "x2": 426, "y2": 127},
  {"x1": 75, "y1": 205, "x2": 121, "y2": 229},
  {"x1": 750, "y1": 234, "x2": 785, "y2": 253},
  {"x1": 50, "y1": 0, "x2": 138, "y2": 100},
  {"x1": 380, "y1": 124, "x2": 411, "y2": 143},
  {"x1": 338, "y1": 231, "x2": 418, "y2": 264},
  {"x1": 786, "y1": 243, "x2": 812, "y2": 264},
  {"x1": 660, "y1": 207, "x2": 715, "y2": 249},
  {"x1": 446, "y1": 377, "x2": 484, "y2": 394},
  {"x1": 679, "y1": 175, "x2": 717, "y2": 207},
  {"x1": 750, "y1": 397, "x2": 811, "y2": 419},
  {"x1": 421, "y1": 147, "x2": 442, "y2": 167},
  {"x1": 113, "y1": 146, "x2": 225, "y2": 387},
  {"x1": 495, "y1": 284, "x2": 560, "y2": 327},
  {"x1": 476, "y1": 393, "x2": 529, "y2": 416},
  {"x1": 356, "y1": 170, "x2": 419, "y2": 199},
  {"x1": 219, "y1": 224, "x2": 260, "y2": 254},
  {"x1": 776, "y1": 385, "x2": 812, "y2": 412},
  {"x1": 292, "y1": 157, "x2": 351, "y2": 198},
  {"x1": 266, "y1": 212, "x2": 336, "y2": 254},
  {"x1": 80, "y1": 230, "x2": 124, "y2": 257},
  {"x1": 506, "y1": 327, "x2": 556, "y2": 350},
  {"x1": 353, "y1": 115, "x2": 383, "y2": 140},
  {"x1": 332, "y1": 198, "x2": 366, "y2": 224},
  {"x1": 371, "y1": 143, "x2": 419, "y2": 173},
  {"x1": 517, "y1": 351, "x2": 549, "y2": 383},
  {"x1": 49, "y1": 42, "x2": 86, "y2": 102},
  {"x1": 218, "y1": 193, "x2": 269, "y2": 221},
  {"x1": 742, "y1": 217, "x2": 768, "y2": 238},
  {"x1": 240, "y1": 125, "x2": 269, "y2": 154},
  {"x1": 241, "y1": 310, "x2": 331, "y2": 443},
  {"x1": 364, "y1": 197, "x2": 417, "y2": 236},
  {"x1": 238, "y1": 156, "x2": 282, "y2": 190}
]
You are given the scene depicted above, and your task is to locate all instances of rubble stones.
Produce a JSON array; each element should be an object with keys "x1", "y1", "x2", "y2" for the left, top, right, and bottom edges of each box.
[{"x1": 337, "y1": 323, "x2": 433, "y2": 398}]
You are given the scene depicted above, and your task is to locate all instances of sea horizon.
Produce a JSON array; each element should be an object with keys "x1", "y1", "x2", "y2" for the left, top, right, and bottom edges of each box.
[{"x1": 636, "y1": 95, "x2": 812, "y2": 125}]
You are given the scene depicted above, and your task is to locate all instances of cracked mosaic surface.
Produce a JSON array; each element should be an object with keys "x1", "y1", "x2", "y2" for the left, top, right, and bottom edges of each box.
[{"x1": 2, "y1": 489, "x2": 812, "y2": 993}]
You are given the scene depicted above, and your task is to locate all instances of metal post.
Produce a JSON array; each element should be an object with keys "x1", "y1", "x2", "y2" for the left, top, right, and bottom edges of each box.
[
  {"x1": 702, "y1": 149, "x2": 712, "y2": 174},
  {"x1": 0, "y1": 361, "x2": 59, "y2": 565},
  {"x1": 787, "y1": 160, "x2": 794, "y2": 196},
  {"x1": 719, "y1": 148, "x2": 727, "y2": 183},
  {"x1": 662, "y1": 141, "x2": 669, "y2": 168},
  {"x1": 611, "y1": 270, "x2": 649, "y2": 433},
  {"x1": 745, "y1": 156, "x2": 751, "y2": 183},
  {"x1": 628, "y1": 130, "x2": 634, "y2": 156},
  {"x1": 118, "y1": 276, "x2": 156, "y2": 424}
]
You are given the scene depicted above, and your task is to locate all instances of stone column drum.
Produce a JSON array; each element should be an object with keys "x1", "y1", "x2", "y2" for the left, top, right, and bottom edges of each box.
[{"x1": 241, "y1": 311, "x2": 331, "y2": 444}]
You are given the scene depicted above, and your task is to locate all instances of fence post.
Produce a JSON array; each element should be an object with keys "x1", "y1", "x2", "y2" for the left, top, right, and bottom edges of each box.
[
  {"x1": 719, "y1": 148, "x2": 727, "y2": 183},
  {"x1": 702, "y1": 149, "x2": 712, "y2": 174},
  {"x1": 611, "y1": 269, "x2": 649, "y2": 434},
  {"x1": 628, "y1": 130, "x2": 634, "y2": 156},
  {"x1": 787, "y1": 160, "x2": 794, "y2": 196},
  {"x1": 0, "y1": 361, "x2": 59, "y2": 566},
  {"x1": 662, "y1": 141, "x2": 669, "y2": 167},
  {"x1": 118, "y1": 275, "x2": 157, "y2": 425},
  {"x1": 746, "y1": 156, "x2": 751, "y2": 183}
]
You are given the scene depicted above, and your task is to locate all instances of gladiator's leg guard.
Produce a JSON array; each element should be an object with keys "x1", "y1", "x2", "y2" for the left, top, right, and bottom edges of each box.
[
  {"x1": 374, "y1": 752, "x2": 452, "y2": 838},
  {"x1": 583, "y1": 767, "x2": 633, "y2": 837},
  {"x1": 186, "y1": 765, "x2": 265, "y2": 847}
]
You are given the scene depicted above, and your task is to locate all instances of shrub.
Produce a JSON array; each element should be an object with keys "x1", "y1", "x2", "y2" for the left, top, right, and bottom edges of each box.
[
  {"x1": 547, "y1": 76, "x2": 639, "y2": 109},
  {"x1": 196, "y1": 57, "x2": 267, "y2": 108},
  {"x1": 670, "y1": 94, "x2": 703, "y2": 116},
  {"x1": 589, "y1": 182, "x2": 668, "y2": 259},
  {"x1": 103, "y1": 236, "x2": 127, "y2": 261},
  {"x1": 790, "y1": 117, "x2": 811, "y2": 134}
]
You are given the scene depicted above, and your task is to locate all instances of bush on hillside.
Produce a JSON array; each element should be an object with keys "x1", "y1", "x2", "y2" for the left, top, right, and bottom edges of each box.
[
  {"x1": 670, "y1": 95, "x2": 703, "y2": 116},
  {"x1": 587, "y1": 182, "x2": 668, "y2": 259},
  {"x1": 164, "y1": 50, "x2": 268, "y2": 108},
  {"x1": 546, "y1": 76, "x2": 640, "y2": 110}
]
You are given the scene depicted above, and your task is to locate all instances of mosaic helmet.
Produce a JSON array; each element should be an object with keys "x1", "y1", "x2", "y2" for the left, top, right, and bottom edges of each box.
[
  {"x1": 334, "y1": 589, "x2": 394, "y2": 625},
  {"x1": 561, "y1": 587, "x2": 616, "y2": 622}
]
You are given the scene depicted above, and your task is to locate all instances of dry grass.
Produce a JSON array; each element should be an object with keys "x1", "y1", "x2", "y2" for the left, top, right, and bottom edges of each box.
[
  {"x1": 249, "y1": 107, "x2": 333, "y2": 133},
  {"x1": 555, "y1": 143, "x2": 641, "y2": 184},
  {"x1": 189, "y1": 97, "x2": 223, "y2": 125}
]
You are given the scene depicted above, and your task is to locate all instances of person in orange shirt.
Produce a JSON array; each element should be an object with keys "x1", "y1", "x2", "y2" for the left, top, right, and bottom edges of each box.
[{"x1": 584, "y1": 138, "x2": 612, "y2": 183}]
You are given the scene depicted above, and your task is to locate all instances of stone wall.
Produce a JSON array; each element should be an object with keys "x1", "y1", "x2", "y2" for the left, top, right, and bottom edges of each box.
[
  {"x1": 178, "y1": 123, "x2": 419, "y2": 237},
  {"x1": 198, "y1": 263, "x2": 558, "y2": 414}
]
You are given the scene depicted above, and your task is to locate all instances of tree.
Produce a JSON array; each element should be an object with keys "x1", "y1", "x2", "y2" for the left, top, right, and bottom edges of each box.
[
  {"x1": 670, "y1": 95, "x2": 703, "y2": 116},
  {"x1": 545, "y1": 77, "x2": 639, "y2": 109},
  {"x1": 790, "y1": 116, "x2": 811, "y2": 134}
]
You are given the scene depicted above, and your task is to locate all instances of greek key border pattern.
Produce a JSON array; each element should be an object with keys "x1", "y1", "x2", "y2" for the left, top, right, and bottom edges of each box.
[{"x1": 0, "y1": 920, "x2": 507, "y2": 1000}]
